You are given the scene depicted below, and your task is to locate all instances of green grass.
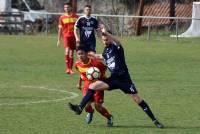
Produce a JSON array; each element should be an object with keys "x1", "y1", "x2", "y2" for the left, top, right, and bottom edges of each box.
[{"x1": 0, "y1": 35, "x2": 200, "y2": 134}]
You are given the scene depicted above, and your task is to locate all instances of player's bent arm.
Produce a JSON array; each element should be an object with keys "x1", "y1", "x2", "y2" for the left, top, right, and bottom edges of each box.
[
  {"x1": 106, "y1": 32, "x2": 121, "y2": 44},
  {"x1": 77, "y1": 77, "x2": 82, "y2": 90},
  {"x1": 101, "y1": 25, "x2": 121, "y2": 44}
]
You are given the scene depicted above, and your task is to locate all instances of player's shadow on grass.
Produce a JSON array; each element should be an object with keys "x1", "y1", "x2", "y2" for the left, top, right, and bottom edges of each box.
[
  {"x1": 165, "y1": 126, "x2": 200, "y2": 129},
  {"x1": 92, "y1": 124, "x2": 200, "y2": 129},
  {"x1": 112, "y1": 125, "x2": 200, "y2": 129},
  {"x1": 92, "y1": 124, "x2": 155, "y2": 129},
  {"x1": 112, "y1": 125, "x2": 155, "y2": 129}
]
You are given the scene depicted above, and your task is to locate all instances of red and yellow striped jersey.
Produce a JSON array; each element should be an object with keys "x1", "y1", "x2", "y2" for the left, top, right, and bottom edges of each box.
[
  {"x1": 58, "y1": 13, "x2": 78, "y2": 37},
  {"x1": 75, "y1": 59, "x2": 107, "y2": 82}
]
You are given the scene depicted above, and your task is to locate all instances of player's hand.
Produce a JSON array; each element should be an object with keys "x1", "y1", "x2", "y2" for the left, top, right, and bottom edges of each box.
[
  {"x1": 76, "y1": 38, "x2": 80, "y2": 45},
  {"x1": 76, "y1": 84, "x2": 82, "y2": 90},
  {"x1": 100, "y1": 24, "x2": 106, "y2": 33},
  {"x1": 56, "y1": 40, "x2": 60, "y2": 48}
]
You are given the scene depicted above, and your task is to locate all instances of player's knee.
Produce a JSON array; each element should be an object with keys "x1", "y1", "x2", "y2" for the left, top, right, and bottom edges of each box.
[
  {"x1": 69, "y1": 53, "x2": 73, "y2": 58},
  {"x1": 94, "y1": 103, "x2": 102, "y2": 111},
  {"x1": 88, "y1": 84, "x2": 95, "y2": 89},
  {"x1": 88, "y1": 81, "x2": 98, "y2": 89},
  {"x1": 131, "y1": 94, "x2": 142, "y2": 104},
  {"x1": 89, "y1": 81, "x2": 108, "y2": 90},
  {"x1": 69, "y1": 50, "x2": 73, "y2": 57},
  {"x1": 65, "y1": 48, "x2": 69, "y2": 55}
]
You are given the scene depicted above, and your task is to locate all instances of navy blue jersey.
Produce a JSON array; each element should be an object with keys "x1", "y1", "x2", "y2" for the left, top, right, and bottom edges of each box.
[
  {"x1": 102, "y1": 42, "x2": 129, "y2": 76},
  {"x1": 75, "y1": 16, "x2": 99, "y2": 44}
]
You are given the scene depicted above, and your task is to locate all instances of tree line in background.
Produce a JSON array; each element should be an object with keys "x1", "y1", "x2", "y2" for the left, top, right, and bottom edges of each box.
[{"x1": 38, "y1": 0, "x2": 199, "y2": 13}]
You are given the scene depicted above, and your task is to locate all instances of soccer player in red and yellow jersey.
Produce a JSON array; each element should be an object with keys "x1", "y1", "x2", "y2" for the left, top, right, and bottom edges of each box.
[
  {"x1": 75, "y1": 46, "x2": 113, "y2": 126},
  {"x1": 57, "y1": 3, "x2": 78, "y2": 74}
]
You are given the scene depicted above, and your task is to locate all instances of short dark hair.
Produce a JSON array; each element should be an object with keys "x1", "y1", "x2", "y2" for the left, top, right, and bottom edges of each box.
[
  {"x1": 84, "y1": 4, "x2": 91, "y2": 8},
  {"x1": 76, "y1": 45, "x2": 89, "y2": 53},
  {"x1": 64, "y1": 2, "x2": 71, "y2": 6}
]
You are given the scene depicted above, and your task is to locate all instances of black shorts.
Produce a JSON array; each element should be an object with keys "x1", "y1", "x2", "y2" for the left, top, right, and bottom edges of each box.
[
  {"x1": 80, "y1": 42, "x2": 96, "y2": 52},
  {"x1": 102, "y1": 73, "x2": 138, "y2": 94}
]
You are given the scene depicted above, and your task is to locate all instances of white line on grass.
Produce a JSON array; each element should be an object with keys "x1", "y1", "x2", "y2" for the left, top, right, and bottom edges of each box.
[{"x1": 0, "y1": 85, "x2": 79, "y2": 106}]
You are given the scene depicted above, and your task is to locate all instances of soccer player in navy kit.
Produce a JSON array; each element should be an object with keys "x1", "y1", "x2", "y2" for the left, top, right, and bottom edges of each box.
[
  {"x1": 69, "y1": 26, "x2": 164, "y2": 128},
  {"x1": 74, "y1": 5, "x2": 101, "y2": 53}
]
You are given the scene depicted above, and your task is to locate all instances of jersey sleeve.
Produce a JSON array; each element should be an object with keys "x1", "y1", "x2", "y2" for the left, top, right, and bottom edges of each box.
[
  {"x1": 113, "y1": 42, "x2": 121, "y2": 50},
  {"x1": 75, "y1": 17, "x2": 81, "y2": 29}
]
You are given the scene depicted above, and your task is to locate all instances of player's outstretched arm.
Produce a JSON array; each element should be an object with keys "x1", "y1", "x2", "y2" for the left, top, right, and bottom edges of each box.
[
  {"x1": 100, "y1": 24, "x2": 121, "y2": 44},
  {"x1": 88, "y1": 53, "x2": 103, "y2": 60},
  {"x1": 105, "y1": 32, "x2": 121, "y2": 44}
]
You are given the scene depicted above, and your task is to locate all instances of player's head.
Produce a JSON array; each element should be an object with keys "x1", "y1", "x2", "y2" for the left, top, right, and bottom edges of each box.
[
  {"x1": 76, "y1": 45, "x2": 89, "y2": 62},
  {"x1": 64, "y1": 3, "x2": 72, "y2": 13},
  {"x1": 84, "y1": 5, "x2": 92, "y2": 16},
  {"x1": 101, "y1": 33, "x2": 112, "y2": 46}
]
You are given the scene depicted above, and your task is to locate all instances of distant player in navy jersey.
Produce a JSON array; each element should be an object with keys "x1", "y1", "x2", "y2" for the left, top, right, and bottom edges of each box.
[
  {"x1": 69, "y1": 26, "x2": 164, "y2": 128},
  {"x1": 74, "y1": 5, "x2": 101, "y2": 54}
]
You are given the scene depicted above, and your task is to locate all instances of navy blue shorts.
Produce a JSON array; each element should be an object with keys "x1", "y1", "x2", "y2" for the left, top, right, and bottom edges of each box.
[
  {"x1": 80, "y1": 42, "x2": 96, "y2": 52},
  {"x1": 102, "y1": 73, "x2": 138, "y2": 94}
]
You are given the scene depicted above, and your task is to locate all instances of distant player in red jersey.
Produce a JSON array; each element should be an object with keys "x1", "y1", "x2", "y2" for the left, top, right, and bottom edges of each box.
[
  {"x1": 75, "y1": 45, "x2": 113, "y2": 127},
  {"x1": 57, "y1": 3, "x2": 78, "y2": 74}
]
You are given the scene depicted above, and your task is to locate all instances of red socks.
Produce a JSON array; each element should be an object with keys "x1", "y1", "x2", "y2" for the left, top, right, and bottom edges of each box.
[
  {"x1": 65, "y1": 55, "x2": 74, "y2": 70},
  {"x1": 85, "y1": 104, "x2": 111, "y2": 119},
  {"x1": 98, "y1": 106, "x2": 111, "y2": 119},
  {"x1": 69, "y1": 57, "x2": 73, "y2": 70},
  {"x1": 85, "y1": 105, "x2": 94, "y2": 113}
]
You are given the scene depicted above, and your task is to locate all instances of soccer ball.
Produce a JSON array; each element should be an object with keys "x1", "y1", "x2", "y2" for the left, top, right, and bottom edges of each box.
[{"x1": 86, "y1": 67, "x2": 100, "y2": 81}]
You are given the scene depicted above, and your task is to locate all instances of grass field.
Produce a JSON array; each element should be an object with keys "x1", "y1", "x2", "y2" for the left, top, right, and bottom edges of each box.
[{"x1": 0, "y1": 35, "x2": 200, "y2": 134}]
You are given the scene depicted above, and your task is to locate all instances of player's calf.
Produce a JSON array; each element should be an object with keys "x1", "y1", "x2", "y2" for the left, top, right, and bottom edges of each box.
[
  {"x1": 131, "y1": 94, "x2": 164, "y2": 128},
  {"x1": 85, "y1": 104, "x2": 94, "y2": 124},
  {"x1": 153, "y1": 120, "x2": 164, "y2": 128},
  {"x1": 94, "y1": 103, "x2": 113, "y2": 127},
  {"x1": 85, "y1": 110, "x2": 94, "y2": 124},
  {"x1": 94, "y1": 103, "x2": 111, "y2": 119},
  {"x1": 107, "y1": 115, "x2": 113, "y2": 127}
]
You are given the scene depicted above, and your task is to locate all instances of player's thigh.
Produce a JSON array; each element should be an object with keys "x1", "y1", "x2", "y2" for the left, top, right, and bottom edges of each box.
[
  {"x1": 101, "y1": 76, "x2": 119, "y2": 91},
  {"x1": 63, "y1": 37, "x2": 69, "y2": 48},
  {"x1": 117, "y1": 80, "x2": 138, "y2": 94},
  {"x1": 64, "y1": 37, "x2": 76, "y2": 50},
  {"x1": 68, "y1": 36, "x2": 76, "y2": 50},
  {"x1": 89, "y1": 81, "x2": 109, "y2": 91}
]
